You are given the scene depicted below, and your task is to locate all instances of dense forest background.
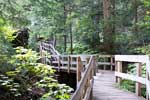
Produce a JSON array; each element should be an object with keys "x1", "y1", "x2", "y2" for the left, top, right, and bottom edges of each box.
[
  {"x1": 0, "y1": 0, "x2": 150, "y2": 99},
  {"x1": 0, "y1": 0, "x2": 150, "y2": 55}
]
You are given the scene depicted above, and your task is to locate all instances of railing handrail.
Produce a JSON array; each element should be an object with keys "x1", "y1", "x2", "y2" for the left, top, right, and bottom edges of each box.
[
  {"x1": 40, "y1": 41, "x2": 60, "y2": 55},
  {"x1": 40, "y1": 43, "x2": 96, "y2": 100},
  {"x1": 115, "y1": 55, "x2": 149, "y2": 63},
  {"x1": 71, "y1": 56, "x2": 95, "y2": 100},
  {"x1": 115, "y1": 55, "x2": 150, "y2": 100}
]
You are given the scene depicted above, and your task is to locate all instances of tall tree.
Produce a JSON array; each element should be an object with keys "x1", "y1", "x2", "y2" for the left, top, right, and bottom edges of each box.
[
  {"x1": 133, "y1": 0, "x2": 138, "y2": 33},
  {"x1": 102, "y1": 0, "x2": 115, "y2": 54}
]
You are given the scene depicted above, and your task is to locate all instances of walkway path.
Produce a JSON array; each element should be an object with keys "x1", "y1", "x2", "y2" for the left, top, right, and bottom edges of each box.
[{"x1": 93, "y1": 70, "x2": 146, "y2": 100}]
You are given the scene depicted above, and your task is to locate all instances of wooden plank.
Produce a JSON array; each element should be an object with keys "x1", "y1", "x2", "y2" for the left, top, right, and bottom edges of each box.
[
  {"x1": 52, "y1": 66, "x2": 76, "y2": 71},
  {"x1": 98, "y1": 62, "x2": 115, "y2": 65},
  {"x1": 61, "y1": 61, "x2": 77, "y2": 65},
  {"x1": 71, "y1": 56, "x2": 94, "y2": 100},
  {"x1": 68, "y1": 56, "x2": 71, "y2": 73},
  {"x1": 93, "y1": 57, "x2": 97, "y2": 76},
  {"x1": 98, "y1": 55, "x2": 113, "y2": 57},
  {"x1": 52, "y1": 61, "x2": 59, "y2": 64},
  {"x1": 146, "y1": 60, "x2": 150, "y2": 100},
  {"x1": 115, "y1": 55, "x2": 149, "y2": 63},
  {"x1": 70, "y1": 56, "x2": 73, "y2": 67},
  {"x1": 93, "y1": 70, "x2": 146, "y2": 100},
  {"x1": 83, "y1": 79, "x2": 93, "y2": 100},
  {"x1": 146, "y1": 60, "x2": 150, "y2": 78},
  {"x1": 77, "y1": 57, "x2": 82, "y2": 84},
  {"x1": 146, "y1": 79, "x2": 150, "y2": 99},
  {"x1": 104, "y1": 58, "x2": 106, "y2": 70},
  {"x1": 135, "y1": 63, "x2": 142, "y2": 96},
  {"x1": 111, "y1": 56, "x2": 113, "y2": 71},
  {"x1": 115, "y1": 72, "x2": 146, "y2": 84},
  {"x1": 116, "y1": 61, "x2": 122, "y2": 84}
]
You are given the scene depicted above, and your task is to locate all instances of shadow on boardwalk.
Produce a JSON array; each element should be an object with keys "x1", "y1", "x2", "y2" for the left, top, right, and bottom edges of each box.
[{"x1": 93, "y1": 70, "x2": 146, "y2": 100}]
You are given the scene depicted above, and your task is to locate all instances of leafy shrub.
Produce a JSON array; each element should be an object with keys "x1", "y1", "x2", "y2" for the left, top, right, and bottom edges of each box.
[
  {"x1": 0, "y1": 18, "x2": 16, "y2": 72},
  {"x1": 134, "y1": 45, "x2": 150, "y2": 54},
  {"x1": 0, "y1": 47, "x2": 73, "y2": 100},
  {"x1": 120, "y1": 63, "x2": 146, "y2": 97}
]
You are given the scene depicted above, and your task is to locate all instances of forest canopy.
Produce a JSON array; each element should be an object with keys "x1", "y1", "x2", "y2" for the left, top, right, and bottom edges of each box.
[{"x1": 0, "y1": 0, "x2": 149, "y2": 54}]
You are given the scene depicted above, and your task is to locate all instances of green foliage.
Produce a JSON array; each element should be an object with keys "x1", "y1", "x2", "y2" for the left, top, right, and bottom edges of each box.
[
  {"x1": 70, "y1": 42, "x2": 88, "y2": 54},
  {"x1": 134, "y1": 45, "x2": 150, "y2": 54},
  {"x1": 0, "y1": 18, "x2": 15, "y2": 72},
  {"x1": 120, "y1": 63, "x2": 146, "y2": 97},
  {"x1": 133, "y1": 0, "x2": 150, "y2": 54},
  {"x1": 115, "y1": 33, "x2": 132, "y2": 54},
  {"x1": 0, "y1": 0, "x2": 150, "y2": 99},
  {"x1": 0, "y1": 74, "x2": 21, "y2": 97},
  {"x1": 127, "y1": 64, "x2": 146, "y2": 77},
  {"x1": 120, "y1": 79, "x2": 146, "y2": 97},
  {"x1": 0, "y1": 0, "x2": 149, "y2": 54},
  {"x1": 37, "y1": 79, "x2": 72, "y2": 100},
  {"x1": 0, "y1": 47, "x2": 73, "y2": 100},
  {"x1": 120, "y1": 80, "x2": 135, "y2": 93},
  {"x1": 66, "y1": 42, "x2": 99, "y2": 54}
]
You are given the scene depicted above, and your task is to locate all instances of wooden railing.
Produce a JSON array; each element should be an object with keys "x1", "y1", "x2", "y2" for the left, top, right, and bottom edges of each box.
[
  {"x1": 115, "y1": 55, "x2": 150, "y2": 100},
  {"x1": 40, "y1": 43, "x2": 96, "y2": 100},
  {"x1": 49, "y1": 55, "x2": 91, "y2": 73},
  {"x1": 40, "y1": 41, "x2": 150, "y2": 99},
  {"x1": 40, "y1": 41, "x2": 60, "y2": 56},
  {"x1": 41, "y1": 54, "x2": 96, "y2": 100},
  {"x1": 71, "y1": 56, "x2": 96, "y2": 100},
  {"x1": 40, "y1": 42, "x2": 113, "y2": 71},
  {"x1": 97, "y1": 55, "x2": 115, "y2": 71},
  {"x1": 40, "y1": 41, "x2": 150, "y2": 100}
]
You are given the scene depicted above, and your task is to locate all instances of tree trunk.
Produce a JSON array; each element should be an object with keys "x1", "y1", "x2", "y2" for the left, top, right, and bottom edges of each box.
[
  {"x1": 134, "y1": 0, "x2": 138, "y2": 33},
  {"x1": 69, "y1": 5, "x2": 73, "y2": 54},
  {"x1": 64, "y1": 5, "x2": 67, "y2": 52},
  {"x1": 70, "y1": 19, "x2": 73, "y2": 54},
  {"x1": 102, "y1": 0, "x2": 115, "y2": 54}
]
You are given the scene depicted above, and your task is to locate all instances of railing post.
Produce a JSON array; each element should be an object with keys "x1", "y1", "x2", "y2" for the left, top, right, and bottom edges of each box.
[
  {"x1": 110, "y1": 56, "x2": 113, "y2": 71},
  {"x1": 77, "y1": 57, "x2": 82, "y2": 85},
  {"x1": 95, "y1": 57, "x2": 99, "y2": 73},
  {"x1": 116, "y1": 61, "x2": 122, "y2": 84},
  {"x1": 93, "y1": 57, "x2": 97, "y2": 76},
  {"x1": 58, "y1": 55, "x2": 61, "y2": 72},
  {"x1": 146, "y1": 57, "x2": 150, "y2": 100},
  {"x1": 146, "y1": 70, "x2": 150, "y2": 100},
  {"x1": 40, "y1": 42, "x2": 43, "y2": 63},
  {"x1": 104, "y1": 57, "x2": 106, "y2": 70},
  {"x1": 68, "y1": 56, "x2": 71, "y2": 73},
  {"x1": 90, "y1": 57, "x2": 94, "y2": 100},
  {"x1": 135, "y1": 63, "x2": 142, "y2": 96},
  {"x1": 40, "y1": 42, "x2": 45, "y2": 64},
  {"x1": 42, "y1": 43, "x2": 44, "y2": 64}
]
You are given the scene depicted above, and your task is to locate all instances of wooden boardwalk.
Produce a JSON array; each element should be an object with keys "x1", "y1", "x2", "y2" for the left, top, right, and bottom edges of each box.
[
  {"x1": 93, "y1": 70, "x2": 146, "y2": 100},
  {"x1": 39, "y1": 43, "x2": 150, "y2": 100}
]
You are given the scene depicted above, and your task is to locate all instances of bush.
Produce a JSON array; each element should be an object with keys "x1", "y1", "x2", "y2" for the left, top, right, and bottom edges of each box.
[{"x1": 0, "y1": 47, "x2": 73, "y2": 100}]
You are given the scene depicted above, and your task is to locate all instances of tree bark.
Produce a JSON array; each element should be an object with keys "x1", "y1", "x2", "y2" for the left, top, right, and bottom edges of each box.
[
  {"x1": 102, "y1": 0, "x2": 115, "y2": 54},
  {"x1": 70, "y1": 22, "x2": 73, "y2": 54},
  {"x1": 64, "y1": 5, "x2": 67, "y2": 52},
  {"x1": 133, "y1": 0, "x2": 138, "y2": 33}
]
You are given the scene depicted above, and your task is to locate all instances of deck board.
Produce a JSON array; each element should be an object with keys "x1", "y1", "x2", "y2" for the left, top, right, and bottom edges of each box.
[{"x1": 93, "y1": 70, "x2": 146, "y2": 100}]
